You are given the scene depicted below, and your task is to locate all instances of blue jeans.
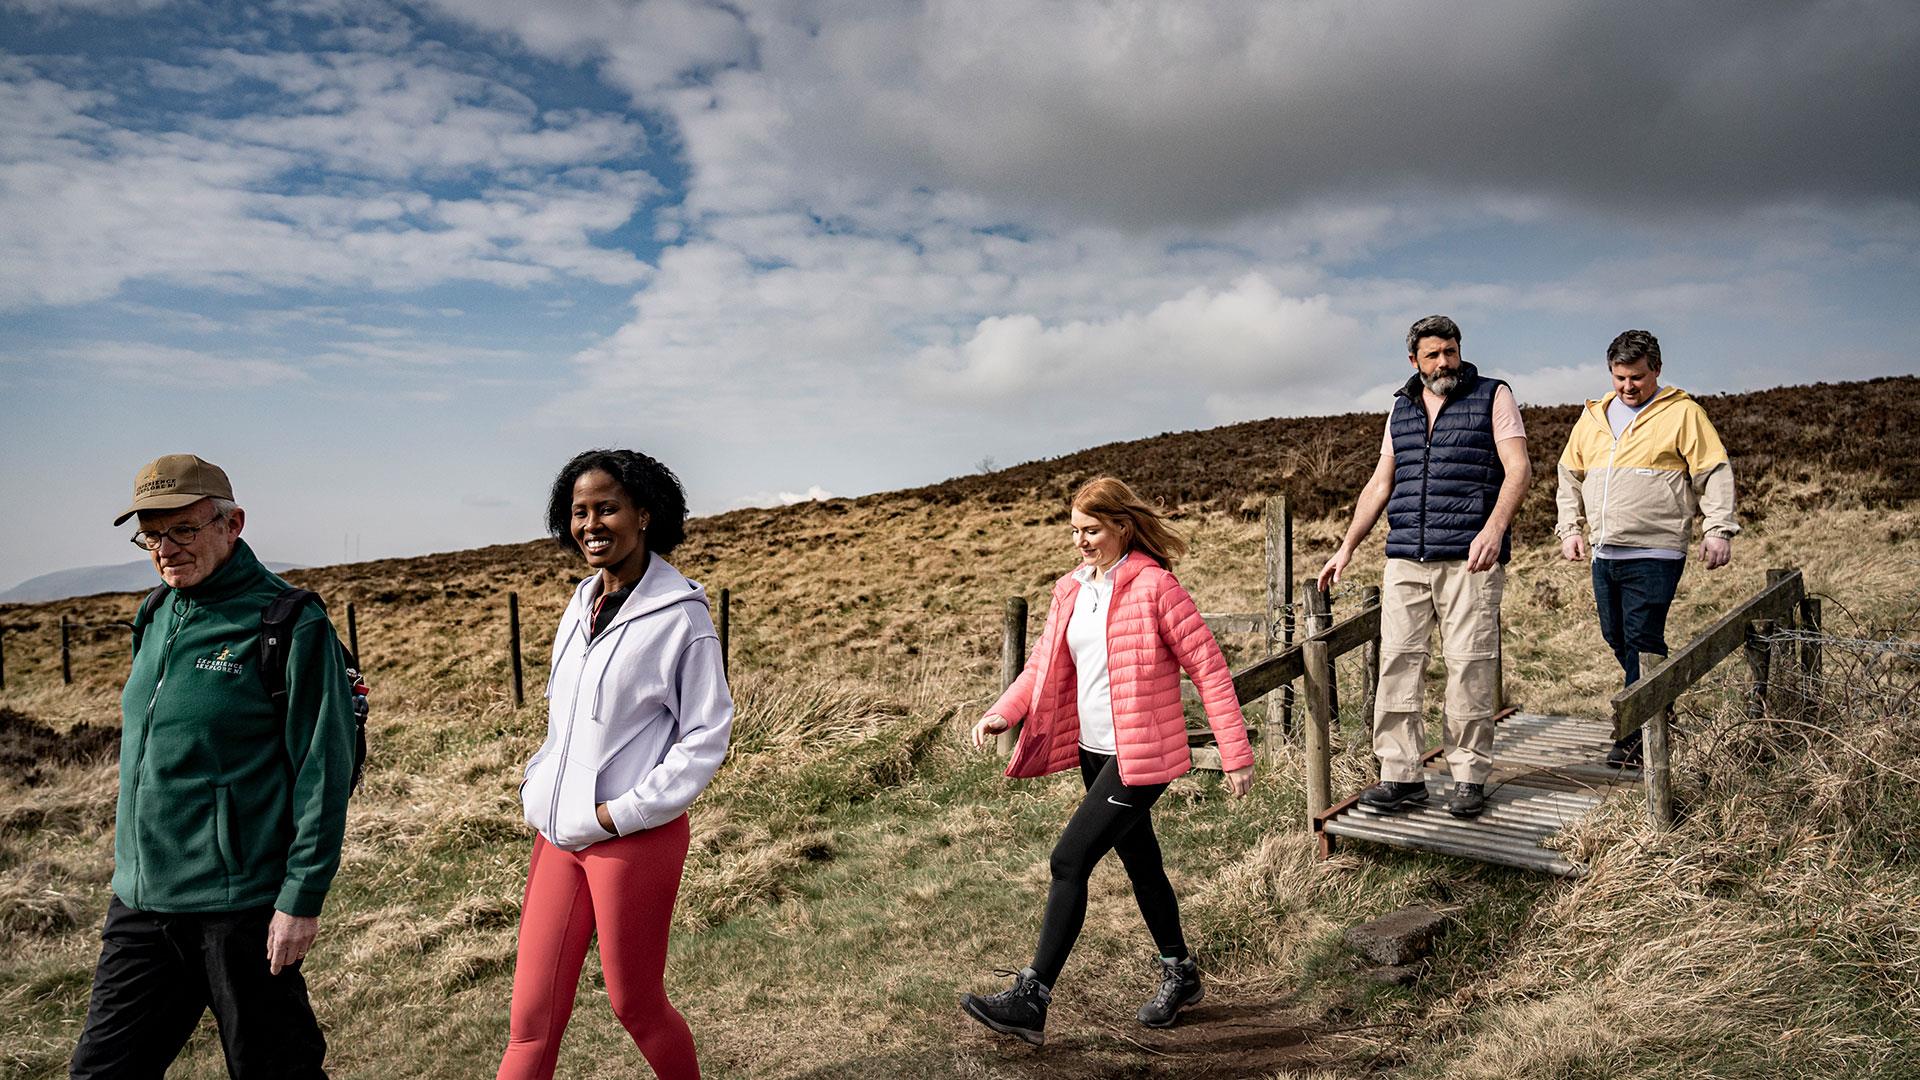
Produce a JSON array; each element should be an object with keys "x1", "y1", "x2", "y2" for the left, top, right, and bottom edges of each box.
[{"x1": 1592, "y1": 557, "x2": 1686, "y2": 686}]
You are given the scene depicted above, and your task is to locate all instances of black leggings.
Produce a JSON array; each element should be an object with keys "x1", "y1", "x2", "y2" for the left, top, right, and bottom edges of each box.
[{"x1": 1029, "y1": 749, "x2": 1187, "y2": 987}]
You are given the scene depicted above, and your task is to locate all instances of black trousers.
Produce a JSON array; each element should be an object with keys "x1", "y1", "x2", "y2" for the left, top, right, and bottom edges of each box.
[
  {"x1": 71, "y1": 896, "x2": 327, "y2": 1080},
  {"x1": 1029, "y1": 749, "x2": 1186, "y2": 987}
]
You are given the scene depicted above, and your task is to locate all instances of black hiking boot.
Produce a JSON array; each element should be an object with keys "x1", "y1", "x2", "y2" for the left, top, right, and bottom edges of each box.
[
  {"x1": 961, "y1": 968, "x2": 1050, "y2": 1046},
  {"x1": 1137, "y1": 956, "x2": 1203, "y2": 1028},
  {"x1": 1357, "y1": 780, "x2": 1429, "y2": 811},
  {"x1": 1445, "y1": 782, "x2": 1487, "y2": 819},
  {"x1": 1606, "y1": 729, "x2": 1643, "y2": 769}
]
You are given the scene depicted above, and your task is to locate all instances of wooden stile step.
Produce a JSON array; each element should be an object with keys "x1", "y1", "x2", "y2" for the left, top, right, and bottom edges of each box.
[{"x1": 1315, "y1": 713, "x2": 1640, "y2": 877}]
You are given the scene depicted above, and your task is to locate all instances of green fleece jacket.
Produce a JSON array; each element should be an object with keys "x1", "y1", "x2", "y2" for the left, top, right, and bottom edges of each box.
[{"x1": 114, "y1": 541, "x2": 355, "y2": 916}]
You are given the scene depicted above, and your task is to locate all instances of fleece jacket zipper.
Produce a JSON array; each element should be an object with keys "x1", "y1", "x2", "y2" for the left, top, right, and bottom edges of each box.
[{"x1": 130, "y1": 596, "x2": 193, "y2": 908}]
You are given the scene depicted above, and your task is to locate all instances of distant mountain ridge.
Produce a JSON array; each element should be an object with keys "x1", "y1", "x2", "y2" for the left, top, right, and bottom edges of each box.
[{"x1": 0, "y1": 559, "x2": 303, "y2": 604}]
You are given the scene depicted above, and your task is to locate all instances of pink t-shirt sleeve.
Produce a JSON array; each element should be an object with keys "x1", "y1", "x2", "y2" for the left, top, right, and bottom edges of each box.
[{"x1": 1492, "y1": 384, "x2": 1526, "y2": 442}]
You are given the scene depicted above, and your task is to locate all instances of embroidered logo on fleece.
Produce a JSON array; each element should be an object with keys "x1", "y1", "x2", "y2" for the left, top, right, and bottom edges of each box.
[{"x1": 195, "y1": 645, "x2": 244, "y2": 675}]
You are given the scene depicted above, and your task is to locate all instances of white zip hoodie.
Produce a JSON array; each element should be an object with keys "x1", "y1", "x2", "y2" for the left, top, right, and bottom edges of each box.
[{"x1": 520, "y1": 556, "x2": 733, "y2": 851}]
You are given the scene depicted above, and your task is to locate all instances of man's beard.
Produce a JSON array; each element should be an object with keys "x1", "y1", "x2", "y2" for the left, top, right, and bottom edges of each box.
[{"x1": 1421, "y1": 370, "x2": 1460, "y2": 396}]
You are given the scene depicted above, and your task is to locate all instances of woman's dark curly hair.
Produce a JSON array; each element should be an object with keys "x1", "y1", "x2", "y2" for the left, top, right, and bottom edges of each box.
[{"x1": 545, "y1": 449, "x2": 689, "y2": 558}]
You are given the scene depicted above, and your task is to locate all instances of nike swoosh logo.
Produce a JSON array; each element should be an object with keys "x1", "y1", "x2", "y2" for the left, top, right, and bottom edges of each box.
[{"x1": 1106, "y1": 796, "x2": 1132, "y2": 808}]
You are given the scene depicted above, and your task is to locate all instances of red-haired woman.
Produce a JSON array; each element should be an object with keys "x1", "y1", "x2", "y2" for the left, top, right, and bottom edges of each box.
[{"x1": 962, "y1": 476, "x2": 1254, "y2": 1046}]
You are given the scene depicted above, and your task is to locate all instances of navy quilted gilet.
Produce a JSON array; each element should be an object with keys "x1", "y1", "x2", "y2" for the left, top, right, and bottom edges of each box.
[{"x1": 1384, "y1": 363, "x2": 1511, "y2": 563}]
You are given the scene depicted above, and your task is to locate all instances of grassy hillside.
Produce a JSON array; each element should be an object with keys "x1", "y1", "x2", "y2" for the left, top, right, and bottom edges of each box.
[{"x1": 3, "y1": 376, "x2": 1918, "y2": 1078}]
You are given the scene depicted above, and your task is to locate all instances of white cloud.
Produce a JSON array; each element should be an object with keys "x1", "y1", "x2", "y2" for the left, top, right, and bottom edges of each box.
[
  {"x1": 0, "y1": 47, "x2": 655, "y2": 309},
  {"x1": 913, "y1": 273, "x2": 1366, "y2": 407},
  {"x1": 39, "y1": 341, "x2": 312, "y2": 387}
]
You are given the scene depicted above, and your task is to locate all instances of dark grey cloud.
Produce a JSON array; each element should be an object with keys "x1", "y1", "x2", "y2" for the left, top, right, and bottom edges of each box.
[{"x1": 719, "y1": 1, "x2": 1920, "y2": 229}]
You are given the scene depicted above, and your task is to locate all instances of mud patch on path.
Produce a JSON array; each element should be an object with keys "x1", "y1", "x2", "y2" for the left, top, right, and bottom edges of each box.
[
  {"x1": 994, "y1": 998, "x2": 1344, "y2": 1079},
  {"x1": 0, "y1": 708, "x2": 119, "y2": 786}
]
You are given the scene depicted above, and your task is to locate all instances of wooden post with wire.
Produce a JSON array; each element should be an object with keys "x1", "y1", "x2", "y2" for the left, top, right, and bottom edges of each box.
[
  {"x1": 1304, "y1": 579, "x2": 1336, "y2": 720},
  {"x1": 1264, "y1": 497, "x2": 1293, "y2": 738},
  {"x1": 60, "y1": 615, "x2": 72, "y2": 685},
  {"x1": 718, "y1": 588, "x2": 731, "y2": 673},
  {"x1": 1645, "y1": 705, "x2": 1675, "y2": 829},
  {"x1": 508, "y1": 592, "x2": 525, "y2": 708},
  {"x1": 1302, "y1": 585, "x2": 1335, "y2": 823},
  {"x1": 996, "y1": 596, "x2": 1029, "y2": 755},
  {"x1": 1746, "y1": 618, "x2": 1776, "y2": 719},
  {"x1": 1797, "y1": 596, "x2": 1823, "y2": 720}
]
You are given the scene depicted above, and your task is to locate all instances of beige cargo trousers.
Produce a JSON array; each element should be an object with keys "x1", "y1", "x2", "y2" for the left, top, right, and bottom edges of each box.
[{"x1": 1374, "y1": 558, "x2": 1505, "y2": 784}]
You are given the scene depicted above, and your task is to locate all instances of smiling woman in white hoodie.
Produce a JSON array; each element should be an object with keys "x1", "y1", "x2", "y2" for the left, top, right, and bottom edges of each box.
[{"x1": 497, "y1": 450, "x2": 732, "y2": 1080}]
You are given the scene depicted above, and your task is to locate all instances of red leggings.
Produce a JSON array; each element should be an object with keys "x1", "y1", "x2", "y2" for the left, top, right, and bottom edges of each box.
[{"x1": 496, "y1": 815, "x2": 698, "y2": 1080}]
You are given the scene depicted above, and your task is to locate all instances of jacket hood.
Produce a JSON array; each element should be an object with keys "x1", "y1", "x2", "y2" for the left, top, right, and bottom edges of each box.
[
  {"x1": 1584, "y1": 383, "x2": 1689, "y2": 424},
  {"x1": 569, "y1": 555, "x2": 708, "y2": 633}
]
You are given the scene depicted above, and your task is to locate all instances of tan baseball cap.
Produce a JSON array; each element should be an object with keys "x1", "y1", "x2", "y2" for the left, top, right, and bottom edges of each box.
[{"x1": 114, "y1": 454, "x2": 235, "y2": 526}]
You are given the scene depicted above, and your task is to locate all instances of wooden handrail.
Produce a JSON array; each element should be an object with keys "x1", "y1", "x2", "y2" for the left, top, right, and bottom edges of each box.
[
  {"x1": 1610, "y1": 569, "x2": 1805, "y2": 738},
  {"x1": 1232, "y1": 600, "x2": 1380, "y2": 706}
]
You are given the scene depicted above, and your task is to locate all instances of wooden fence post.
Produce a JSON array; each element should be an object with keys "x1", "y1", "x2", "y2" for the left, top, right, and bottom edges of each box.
[
  {"x1": 0, "y1": 626, "x2": 6, "y2": 690},
  {"x1": 1304, "y1": 581, "x2": 1337, "y2": 719},
  {"x1": 1746, "y1": 618, "x2": 1776, "y2": 720},
  {"x1": 1644, "y1": 704, "x2": 1674, "y2": 829},
  {"x1": 60, "y1": 614, "x2": 72, "y2": 685},
  {"x1": 1361, "y1": 585, "x2": 1381, "y2": 719},
  {"x1": 1798, "y1": 597, "x2": 1823, "y2": 720},
  {"x1": 1264, "y1": 497, "x2": 1294, "y2": 738},
  {"x1": 508, "y1": 592, "x2": 524, "y2": 708},
  {"x1": 346, "y1": 603, "x2": 360, "y2": 663},
  {"x1": 718, "y1": 588, "x2": 731, "y2": 673},
  {"x1": 1303, "y1": 609, "x2": 1334, "y2": 827},
  {"x1": 996, "y1": 596, "x2": 1029, "y2": 755}
]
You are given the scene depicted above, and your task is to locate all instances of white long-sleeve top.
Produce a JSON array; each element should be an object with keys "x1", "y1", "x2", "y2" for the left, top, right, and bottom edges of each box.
[
  {"x1": 1066, "y1": 555, "x2": 1125, "y2": 754},
  {"x1": 520, "y1": 556, "x2": 734, "y2": 850}
]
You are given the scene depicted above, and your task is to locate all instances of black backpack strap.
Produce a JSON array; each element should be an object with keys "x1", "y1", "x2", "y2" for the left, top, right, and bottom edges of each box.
[
  {"x1": 131, "y1": 585, "x2": 170, "y2": 656},
  {"x1": 259, "y1": 587, "x2": 367, "y2": 795},
  {"x1": 259, "y1": 587, "x2": 319, "y2": 709}
]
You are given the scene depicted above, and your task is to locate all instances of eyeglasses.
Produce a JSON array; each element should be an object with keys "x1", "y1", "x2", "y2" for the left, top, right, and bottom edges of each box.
[{"x1": 130, "y1": 514, "x2": 225, "y2": 550}]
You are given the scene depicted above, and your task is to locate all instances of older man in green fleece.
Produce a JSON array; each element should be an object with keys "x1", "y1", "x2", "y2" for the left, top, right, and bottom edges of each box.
[{"x1": 72, "y1": 454, "x2": 356, "y2": 1080}]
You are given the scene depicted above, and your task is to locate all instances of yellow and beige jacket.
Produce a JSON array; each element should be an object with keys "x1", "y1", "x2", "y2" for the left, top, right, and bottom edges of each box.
[{"x1": 1555, "y1": 386, "x2": 1739, "y2": 551}]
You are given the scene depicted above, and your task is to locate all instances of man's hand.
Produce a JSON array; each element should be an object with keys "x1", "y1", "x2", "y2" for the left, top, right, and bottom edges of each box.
[
  {"x1": 267, "y1": 912, "x2": 319, "y2": 976},
  {"x1": 1317, "y1": 548, "x2": 1352, "y2": 594},
  {"x1": 1560, "y1": 534, "x2": 1588, "y2": 561},
  {"x1": 1700, "y1": 536, "x2": 1732, "y2": 570},
  {"x1": 1466, "y1": 525, "x2": 1504, "y2": 572}
]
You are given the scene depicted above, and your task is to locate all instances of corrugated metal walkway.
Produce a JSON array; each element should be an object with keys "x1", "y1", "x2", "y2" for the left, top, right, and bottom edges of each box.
[{"x1": 1315, "y1": 713, "x2": 1640, "y2": 877}]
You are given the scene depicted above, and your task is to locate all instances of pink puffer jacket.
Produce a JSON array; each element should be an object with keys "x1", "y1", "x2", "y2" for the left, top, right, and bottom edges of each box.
[{"x1": 990, "y1": 554, "x2": 1254, "y2": 785}]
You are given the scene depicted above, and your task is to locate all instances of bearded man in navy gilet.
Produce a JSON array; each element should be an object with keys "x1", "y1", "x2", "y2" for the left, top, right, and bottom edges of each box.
[{"x1": 1318, "y1": 316, "x2": 1532, "y2": 819}]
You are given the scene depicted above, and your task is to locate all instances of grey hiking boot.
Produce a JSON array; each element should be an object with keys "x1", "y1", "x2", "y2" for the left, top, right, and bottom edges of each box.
[
  {"x1": 1358, "y1": 780, "x2": 1429, "y2": 811},
  {"x1": 1606, "y1": 728, "x2": 1643, "y2": 768},
  {"x1": 1137, "y1": 956, "x2": 1203, "y2": 1028},
  {"x1": 1445, "y1": 782, "x2": 1487, "y2": 819},
  {"x1": 961, "y1": 968, "x2": 1050, "y2": 1046}
]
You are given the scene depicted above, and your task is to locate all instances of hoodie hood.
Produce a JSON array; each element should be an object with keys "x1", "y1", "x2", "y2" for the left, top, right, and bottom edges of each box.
[
  {"x1": 573, "y1": 555, "x2": 709, "y2": 632},
  {"x1": 1584, "y1": 384, "x2": 1689, "y2": 425}
]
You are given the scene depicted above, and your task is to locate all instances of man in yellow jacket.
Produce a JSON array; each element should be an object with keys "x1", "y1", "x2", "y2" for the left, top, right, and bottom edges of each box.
[{"x1": 1555, "y1": 329, "x2": 1738, "y2": 766}]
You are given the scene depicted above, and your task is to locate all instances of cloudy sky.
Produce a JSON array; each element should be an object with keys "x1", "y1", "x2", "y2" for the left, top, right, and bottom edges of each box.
[{"x1": 3, "y1": 0, "x2": 1916, "y2": 587}]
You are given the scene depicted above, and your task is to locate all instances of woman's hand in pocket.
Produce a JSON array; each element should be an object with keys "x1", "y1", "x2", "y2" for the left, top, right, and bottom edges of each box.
[{"x1": 595, "y1": 802, "x2": 618, "y2": 835}]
